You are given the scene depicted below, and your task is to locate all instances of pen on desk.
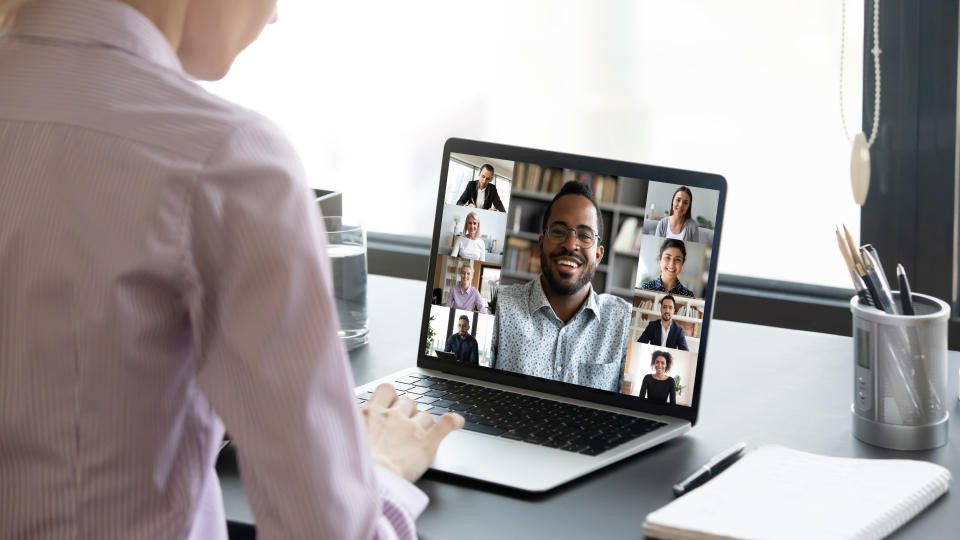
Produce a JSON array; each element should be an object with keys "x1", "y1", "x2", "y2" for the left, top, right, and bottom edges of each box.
[
  {"x1": 860, "y1": 248, "x2": 898, "y2": 314},
  {"x1": 672, "y1": 442, "x2": 747, "y2": 497},
  {"x1": 897, "y1": 264, "x2": 916, "y2": 315},
  {"x1": 835, "y1": 227, "x2": 873, "y2": 307}
]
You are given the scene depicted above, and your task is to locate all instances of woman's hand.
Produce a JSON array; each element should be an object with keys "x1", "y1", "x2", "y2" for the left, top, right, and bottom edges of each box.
[{"x1": 362, "y1": 383, "x2": 464, "y2": 483}]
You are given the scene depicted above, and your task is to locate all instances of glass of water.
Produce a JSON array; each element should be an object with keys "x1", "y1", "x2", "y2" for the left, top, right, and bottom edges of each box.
[{"x1": 322, "y1": 216, "x2": 368, "y2": 351}]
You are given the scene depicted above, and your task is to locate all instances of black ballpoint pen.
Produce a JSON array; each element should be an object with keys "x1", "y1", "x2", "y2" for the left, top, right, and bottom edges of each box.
[
  {"x1": 673, "y1": 442, "x2": 747, "y2": 497},
  {"x1": 897, "y1": 264, "x2": 916, "y2": 315}
]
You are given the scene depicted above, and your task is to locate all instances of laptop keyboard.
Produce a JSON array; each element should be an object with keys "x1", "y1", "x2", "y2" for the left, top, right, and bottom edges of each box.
[{"x1": 356, "y1": 373, "x2": 667, "y2": 456}]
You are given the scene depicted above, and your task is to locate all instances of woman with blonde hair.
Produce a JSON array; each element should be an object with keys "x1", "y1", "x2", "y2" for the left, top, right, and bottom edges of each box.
[
  {"x1": 450, "y1": 211, "x2": 486, "y2": 261},
  {"x1": 0, "y1": 0, "x2": 461, "y2": 538}
]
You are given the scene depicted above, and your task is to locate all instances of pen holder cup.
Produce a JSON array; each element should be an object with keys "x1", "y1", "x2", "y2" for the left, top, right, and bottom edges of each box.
[{"x1": 850, "y1": 292, "x2": 950, "y2": 450}]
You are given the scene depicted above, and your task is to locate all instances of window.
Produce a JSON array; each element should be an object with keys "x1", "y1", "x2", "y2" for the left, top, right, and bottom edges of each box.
[
  {"x1": 203, "y1": 0, "x2": 864, "y2": 289},
  {"x1": 203, "y1": 2, "x2": 959, "y2": 344},
  {"x1": 445, "y1": 158, "x2": 475, "y2": 206}
]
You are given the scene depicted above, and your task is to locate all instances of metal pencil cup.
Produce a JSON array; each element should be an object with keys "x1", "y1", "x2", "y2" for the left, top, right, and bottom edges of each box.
[{"x1": 851, "y1": 292, "x2": 950, "y2": 450}]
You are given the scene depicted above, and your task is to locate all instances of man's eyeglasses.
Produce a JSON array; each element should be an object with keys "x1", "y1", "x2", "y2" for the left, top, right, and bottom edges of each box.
[{"x1": 545, "y1": 224, "x2": 599, "y2": 248}]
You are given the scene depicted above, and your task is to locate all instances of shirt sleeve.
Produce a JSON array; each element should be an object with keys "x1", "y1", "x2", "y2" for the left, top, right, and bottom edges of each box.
[
  {"x1": 655, "y1": 218, "x2": 666, "y2": 237},
  {"x1": 471, "y1": 288, "x2": 487, "y2": 314},
  {"x1": 615, "y1": 304, "x2": 630, "y2": 392},
  {"x1": 686, "y1": 219, "x2": 699, "y2": 242},
  {"x1": 183, "y1": 116, "x2": 425, "y2": 540},
  {"x1": 637, "y1": 322, "x2": 651, "y2": 344},
  {"x1": 455, "y1": 183, "x2": 472, "y2": 206},
  {"x1": 677, "y1": 325, "x2": 689, "y2": 351},
  {"x1": 491, "y1": 187, "x2": 506, "y2": 212},
  {"x1": 469, "y1": 339, "x2": 479, "y2": 364}
]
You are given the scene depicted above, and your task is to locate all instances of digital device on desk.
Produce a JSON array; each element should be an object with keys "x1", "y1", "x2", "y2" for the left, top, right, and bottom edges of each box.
[
  {"x1": 354, "y1": 138, "x2": 727, "y2": 491},
  {"x1": 433, "y1": 350, "x2": 457, "y2": 362}
]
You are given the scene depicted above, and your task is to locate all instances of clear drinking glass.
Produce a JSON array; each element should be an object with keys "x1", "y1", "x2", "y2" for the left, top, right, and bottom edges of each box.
[{"x1": 323, "y1": 216, "x2": 369, "y2": 350}]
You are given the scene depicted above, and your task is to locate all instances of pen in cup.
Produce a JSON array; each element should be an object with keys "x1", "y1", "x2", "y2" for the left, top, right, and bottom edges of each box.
[
  {"x1": 861, "y1": 244, "x2": 891, "y2": 292},
  {"x1": 860, "y1": 248, "x2": 898, "y2": 314},
  {"x1": 897, "y1": 264, "x2": 916, "y2": 316}
]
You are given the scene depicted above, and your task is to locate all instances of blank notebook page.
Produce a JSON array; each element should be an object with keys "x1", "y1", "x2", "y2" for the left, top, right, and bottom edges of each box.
[{"x1": 643, "y1": 445, "x2": 950, "y2": 540}]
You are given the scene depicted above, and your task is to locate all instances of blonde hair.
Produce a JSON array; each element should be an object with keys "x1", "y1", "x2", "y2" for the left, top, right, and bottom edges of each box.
[
  {"x1": 0, "y1": 0, "x2": 33, "y2": 31},
  {"x1": 463, "y1": 212, "x2": 480, "y2": 239}
]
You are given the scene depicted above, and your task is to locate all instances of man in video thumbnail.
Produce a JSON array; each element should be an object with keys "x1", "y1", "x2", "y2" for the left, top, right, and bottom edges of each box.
[
  {"x1": 445, "y1": 315, "x2": 479, "y2": 365},
  {"x1": 456, "y1": 163, "x2": 506, "y2": 212},
  {"x1": 492, "y1": 182, "x2": 630, "y2": 392},
  {"x1": 636, "y1": 295, "x2": 689, "y2": 351}
]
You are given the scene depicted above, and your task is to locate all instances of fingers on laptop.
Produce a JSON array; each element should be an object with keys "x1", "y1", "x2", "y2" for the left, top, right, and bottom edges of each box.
[
  {"x1": 415, "y1": 411, "x2": 435, "y2": 429},
  {"x1": 367, "y1": 383, "x2": 398, "y2": 408},
  {"x1": 393, "y1": 397, "x2": 417, "y2": 418},
  {"x1": 429, "y1": 413, "x2": 465, "y2": 443},
  {"x1": 365, "y1": 385, "x2": 420, "y2": 419}
]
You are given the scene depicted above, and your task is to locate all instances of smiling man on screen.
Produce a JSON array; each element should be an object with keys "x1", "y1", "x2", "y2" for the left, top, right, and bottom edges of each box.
[{"x1": 492, "y1": 182, "x2": 631, "y2": 392}]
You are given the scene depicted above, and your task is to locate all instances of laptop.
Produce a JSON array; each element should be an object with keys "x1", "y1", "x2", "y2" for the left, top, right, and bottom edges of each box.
[{"x1": 355, "y1": 138, "x2": 727, "y2": 492}]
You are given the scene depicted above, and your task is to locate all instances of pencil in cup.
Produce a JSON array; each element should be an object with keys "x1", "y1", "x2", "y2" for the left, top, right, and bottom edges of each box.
[{"x1": 834, "y1": 226, "x2": 874, "y2": 307}]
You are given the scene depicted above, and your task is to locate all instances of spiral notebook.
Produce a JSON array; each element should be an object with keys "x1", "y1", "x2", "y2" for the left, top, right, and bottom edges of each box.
[{"x1": 643, "y1": 445, "x2": 950, "y2": 540}]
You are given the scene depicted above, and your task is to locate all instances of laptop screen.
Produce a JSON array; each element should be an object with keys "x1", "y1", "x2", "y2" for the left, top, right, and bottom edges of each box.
[{"x1": 422, "y1": 139, "x2": 724, "y2": 415}]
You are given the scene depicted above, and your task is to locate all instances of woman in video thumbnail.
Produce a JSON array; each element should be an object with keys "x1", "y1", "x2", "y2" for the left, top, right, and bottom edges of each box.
[
  {"x1": 446, "y1": 263, "x2": 488, "y2": 313},
  {"x1": 640, "y1": 239, "x2": 694, "y2": 297},
  {"x1": 450, "y1": 211, "x2": 486, "y2": 261},
  {"x1": 639, "y1": 350, "x2": 676, "y2": 404},
  {"x1": 655, "y1": 186, "x2": 699, "y2": 242}
]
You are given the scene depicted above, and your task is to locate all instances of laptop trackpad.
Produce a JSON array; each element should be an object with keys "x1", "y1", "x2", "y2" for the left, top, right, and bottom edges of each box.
[{"x1": 430, "y1": 429, "x2": 594, "y2": 492}]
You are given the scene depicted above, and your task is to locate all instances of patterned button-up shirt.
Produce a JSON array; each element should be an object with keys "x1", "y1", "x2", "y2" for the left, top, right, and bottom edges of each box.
[
  {"x1": 639, "y1": 276, "x2": 695, "y2": 297},
  {"x1": 492, "y1": 278, "x2": 631, "y2": 392}
]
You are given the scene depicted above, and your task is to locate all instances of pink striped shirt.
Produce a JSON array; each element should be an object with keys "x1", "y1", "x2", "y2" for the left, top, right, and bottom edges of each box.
[{"x1": 0, "y1": 1, "x2": 425, "y2": 538}]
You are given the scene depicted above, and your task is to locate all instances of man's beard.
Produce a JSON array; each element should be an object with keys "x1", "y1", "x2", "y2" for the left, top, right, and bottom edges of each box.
[{"x1": 540, "y1": 248, "x2": 596, "y2": 297}]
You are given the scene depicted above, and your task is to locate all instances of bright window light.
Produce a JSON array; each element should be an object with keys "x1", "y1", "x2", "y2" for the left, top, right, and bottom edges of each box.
[{"x1": 203, "y1": 0, "x2": 864, "y2": 288}]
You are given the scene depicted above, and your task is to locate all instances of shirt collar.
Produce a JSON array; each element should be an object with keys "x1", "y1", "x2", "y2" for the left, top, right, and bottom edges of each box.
[
  {"x1": 9, "y1": 0, "x2": 182, "y2": 72},
  {"x1": 527, "y1": 277, "x2": 599, "y2": 321}
]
